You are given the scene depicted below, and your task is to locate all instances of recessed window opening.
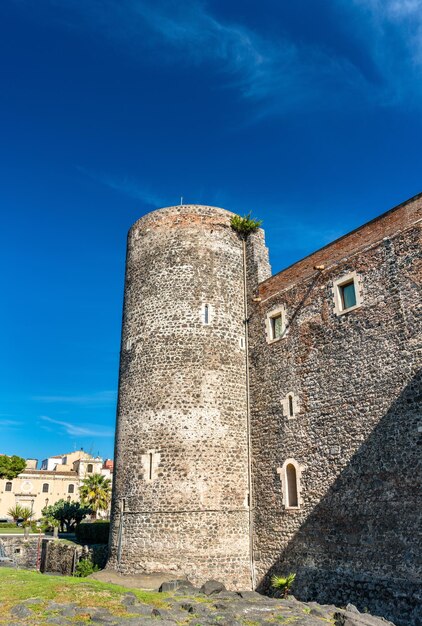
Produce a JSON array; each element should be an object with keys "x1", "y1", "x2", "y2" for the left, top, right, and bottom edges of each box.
[
  {"x1": 286, "y1": 464, "x2": 298, "y2": 508},
  {"x1": 288, "y1": 395, "x2": 294, "y2": 418},
  {"x1": 270, "y1": 313, "x2": 283, "y2": 340},
  {"x1": 204, "y1": 304, "x2": 209, "y2": 325},
  {"x1": 42, "y1": 483, "x2": 49, "y2": 493},
  {"x1": 68, "y1": 484, "x2": 75, "y2": 494},
  {"x1": 340, "y1": 281, "x2": 357, "y2": 310},
  {"x1": 332, "y1": 272, "x2": 362, "y2": 316},
  {"x1": 266, "y1": 306, "x2": 286, "y2": 343},
  {"x1": 149, "y1": 453, "x2": 153, "y2": 481},
  {"x1": 87, "y1": 464, "x2": 93, "y2": 473},
  {"x1": 5, "y1": 482, "x2": 12, "y2": 492}
]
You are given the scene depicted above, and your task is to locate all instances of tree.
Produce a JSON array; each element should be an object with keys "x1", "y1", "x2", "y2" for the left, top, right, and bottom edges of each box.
[
  {"x1": 79, "y1": 474, "x2": 112, "y2": 520},
  {"x1": 41, "y1": 500, "x2": 92, "y2": 532},
  {"x1": 7, "y1": 504, "x2": 33, "y2": 524},
  {"x1": 0, "y1": 455, "x2": 26, "y2": 479}
]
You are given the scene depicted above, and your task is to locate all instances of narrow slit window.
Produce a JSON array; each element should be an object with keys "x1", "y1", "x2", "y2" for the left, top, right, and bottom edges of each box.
[
  {"x1": 286, "y1": 464, "x2": 298, "y2": 508},
  {"x1": 288, "y1": 395, "x2": 294, "y2": 418},
  {"x1": 204, "y1": 304, "x2": 209, "y2": 325},
  {"x1": 149, "y1": 453, "x2": 154, "y2": 481}
]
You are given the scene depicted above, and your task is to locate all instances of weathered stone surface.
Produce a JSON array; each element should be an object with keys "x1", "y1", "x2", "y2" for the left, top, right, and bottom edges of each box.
[
  {"x1": 334, "y1": 609, "x2": 396, "y2": 626},
  {"x1": 249, "y1": 195, "x2": 422, "y2": 626},
  {"x1": 159, "y1": 579, "x2": 193, "y2": 592},
  {"x1": 108, "y1": 204, "x2": 270, "y2": 589},
  {"x1": 10, "y1": 603, "x2": 32, "y2": 618},
  {"x1": 121, "y1": 592, "x2": 138, "y2": 606},
  {"x1": 108, "y1": 195, "x2": 421, "y2": 626},
  {"x1": 200, "y1": 579, "x2": 227, "y2": 595}
]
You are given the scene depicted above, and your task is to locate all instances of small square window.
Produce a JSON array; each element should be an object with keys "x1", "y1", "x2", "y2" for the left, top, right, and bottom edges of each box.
[{"x1": 332, "y1": 272, "x2": 362, "y2": 316}]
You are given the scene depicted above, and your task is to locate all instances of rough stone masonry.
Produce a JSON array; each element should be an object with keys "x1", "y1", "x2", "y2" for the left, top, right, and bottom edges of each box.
[{"x1": 108, "y1": 194, "x2": 421, "y2": 626}]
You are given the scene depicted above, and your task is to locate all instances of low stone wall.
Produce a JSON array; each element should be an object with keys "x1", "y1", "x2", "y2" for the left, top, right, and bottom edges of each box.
[
  {"x1": 0, "y1": 535, "x2": 41, "y2": 568},
  {"x1": 40, "y1": 540, "x2": 108, "y2": 576}
]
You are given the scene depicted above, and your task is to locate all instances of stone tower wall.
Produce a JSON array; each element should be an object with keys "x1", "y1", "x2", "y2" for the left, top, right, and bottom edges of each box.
[
  {"x1": 108, "y1": 205, "x2": 270, "y2": 589},
  {"x1": 248, "y1": 194, "x2": 422, "y2": 626}
]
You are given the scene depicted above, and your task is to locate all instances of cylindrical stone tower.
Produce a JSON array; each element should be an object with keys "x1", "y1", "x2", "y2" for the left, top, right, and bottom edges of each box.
[{"x1": 108, "y1": 204, "x2": 269, "y2": 589}]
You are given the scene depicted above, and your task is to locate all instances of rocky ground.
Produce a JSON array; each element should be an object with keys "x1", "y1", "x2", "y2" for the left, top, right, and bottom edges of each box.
[{"x1": 3, "y1": 577, "x2": 396, "y2": 626}]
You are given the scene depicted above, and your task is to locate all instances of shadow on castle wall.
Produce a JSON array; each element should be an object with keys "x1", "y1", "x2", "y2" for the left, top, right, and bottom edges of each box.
[{"x1": 257, "y1": 369, "x2": 422, "y2": 626}]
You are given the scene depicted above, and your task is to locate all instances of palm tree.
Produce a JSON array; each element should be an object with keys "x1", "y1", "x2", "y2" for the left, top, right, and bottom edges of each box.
[
  {"x1": 7, "y1": 504, "x2": 33, "y2": 524},
  {"x1": 79, "y1": 474, "x2": 111, "y2": 520}
]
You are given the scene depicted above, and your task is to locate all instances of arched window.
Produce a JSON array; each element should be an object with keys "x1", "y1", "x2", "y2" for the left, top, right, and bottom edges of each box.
[
  {"x1": 87, "y1": 464, "x2": 93, "y2": 473},
  {"x1": 42, "y1": 483, "x2": 49, "y2": 493},
  {"x1": 68, "y1": 484, "x2": 75, "y2": 494},
  {"x1": 282, "y1": 392, "x2": 299, "y2": 419},
  {"x1": 5, "y1": 481, "x2": 12, "y2": 492},
  {"x1": 286, "y1": 464, "x2": 298, "y2": 507},
  {"x1": 277, "y1": 459, "x2": 303, "y2": 510}
]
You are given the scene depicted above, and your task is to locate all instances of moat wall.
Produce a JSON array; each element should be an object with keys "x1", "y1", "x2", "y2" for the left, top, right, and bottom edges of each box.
[{"x1": 249, "y1": 195, "x2": 422, "y2": 626}]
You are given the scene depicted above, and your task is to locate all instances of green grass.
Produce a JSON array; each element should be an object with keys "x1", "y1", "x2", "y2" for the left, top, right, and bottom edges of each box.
[
  {"x1": 0, "y1": 527, "x2": 29, "y2": 534},
  {"x1": 0, "y1": 568, "x2": 169, "y2": 625}
]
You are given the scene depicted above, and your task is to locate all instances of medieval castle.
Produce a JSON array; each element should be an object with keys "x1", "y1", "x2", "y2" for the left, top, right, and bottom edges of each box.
[{"x1": 108, "y1": 193, "x2": 421, "y2": 626}]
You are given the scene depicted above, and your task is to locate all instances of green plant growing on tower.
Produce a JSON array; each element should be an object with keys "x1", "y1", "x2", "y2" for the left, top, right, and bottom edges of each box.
[
  {"x1": 271, "y1": 572, "x2": 296, "y2": 598},
  {"x1": 230, "y1": 212, "x2": 262, "y2": 237}
]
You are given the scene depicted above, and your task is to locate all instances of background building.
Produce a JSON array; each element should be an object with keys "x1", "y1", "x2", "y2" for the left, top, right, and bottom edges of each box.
[{"x1": 0, "y1": 450, "x2": 113, "y2": 520}]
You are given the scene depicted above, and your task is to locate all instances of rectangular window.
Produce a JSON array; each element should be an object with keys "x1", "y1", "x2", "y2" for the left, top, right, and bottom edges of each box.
[
  {"x1": 332, "y1": 272, "x2": 362, "y2": 316},
  {"x1": 266, "y1": 306, "x2": 286, "y2": 343},
  {"x1": 271, "y1": 314, "x2": 283, "y2": 339},
  {"x1": 340, "y1": 281, "x2": 357, "y2": 310}
]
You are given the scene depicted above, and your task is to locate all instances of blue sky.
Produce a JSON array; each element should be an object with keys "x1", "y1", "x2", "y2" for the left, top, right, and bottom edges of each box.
[{"x1": 1, "y1": 0, "x2": 421, "y2": 462}]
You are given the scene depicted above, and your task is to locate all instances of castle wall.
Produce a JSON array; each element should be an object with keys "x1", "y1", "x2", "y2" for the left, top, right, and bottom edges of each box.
[
  {"x1": 108, "y1": 205, "x2": 270, "y2": 589},
  {"x1": 248, "y1": 195, "x2": 421, "y2": 625}
]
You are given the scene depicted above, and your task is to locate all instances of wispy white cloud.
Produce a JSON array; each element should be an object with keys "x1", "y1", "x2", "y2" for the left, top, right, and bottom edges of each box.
[
  {"x1": 350, "y1": 0, "x2": 422, "y2": 99},
  {"x1": 33, "y1": 390, "x2": 116, "y2": 406},
  {"x1": 14, "y1": 0, "x2": 422, "y2": 112},
  {"x1": 0, "y1": 419, "x2": 22, "y2": 428},
  {"x1": 77, "y1": 166, "x2": 165, "y2": 206},
  {"x1": 40, "y1": 415, "x2": 114, "y2": 437}
]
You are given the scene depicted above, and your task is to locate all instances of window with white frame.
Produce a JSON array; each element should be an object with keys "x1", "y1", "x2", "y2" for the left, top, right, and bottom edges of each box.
[
  {"x1": 266, "y1": 306, "x2": 286, "y2": 343},
  {"x1": 277, "y1": 459, "x2": 303, "y2": 510},
  {"x1": 281, "y1": 392, "x2": 300, "y2": 419},
  {"x1": 141, "y1": 449, "x2": 161, "y2": 482},
  {"x1": 332, "y1": 271, "x2": 362, "y2": 316}
]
